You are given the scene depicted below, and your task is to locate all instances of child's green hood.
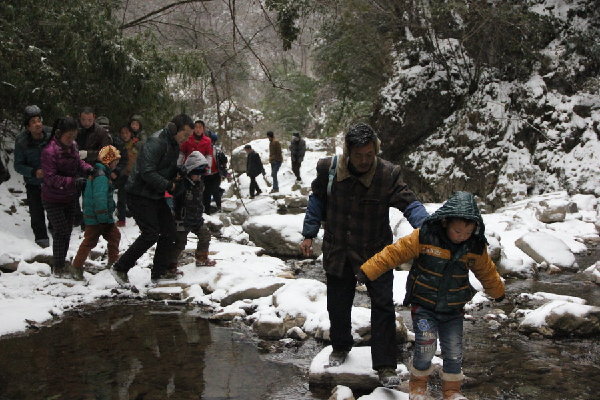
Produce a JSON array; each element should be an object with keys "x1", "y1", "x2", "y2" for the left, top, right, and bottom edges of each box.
[{"x1": 422, "y1": 191, "x2": 486, "y2": 239}]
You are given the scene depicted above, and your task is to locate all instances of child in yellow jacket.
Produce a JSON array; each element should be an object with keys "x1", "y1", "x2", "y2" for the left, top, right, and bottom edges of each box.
[{"x1": 359, "y1": 191, "x2": 504, "y2": 400}]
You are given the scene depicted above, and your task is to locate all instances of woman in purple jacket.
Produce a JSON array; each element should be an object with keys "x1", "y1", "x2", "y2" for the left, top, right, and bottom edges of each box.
[{"x1": 41, "y1": 117, "x2": 92, "y2": 276}]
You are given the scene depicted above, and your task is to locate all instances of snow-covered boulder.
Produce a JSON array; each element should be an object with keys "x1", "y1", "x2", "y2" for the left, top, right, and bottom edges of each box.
[
  {"x1": 519, "y1": 300, "x2": 600, "y2": 337},
  {"x1": 243, "y1": 214, "x2": 322, "y2": 257},
  {"x1": 220, "y1": 277, "x2": 286, "y2": 306},
  {"x1": 514, "y1": 231, "x2": 576, "y2": 269},
  {"x1": 230, "y1": 197, "x2": 278, "y2": 225},
  {"x1": 534, "y1": 199, "x2": 569, "y2": 223},
  {"x1": 309, "y1": 346, "x2": 406, "y2": 391},
  {"x1": 583, "y1": 261, "x2": 600, "y2": 284},
  {"x1": 328, "y1": 385, "x2": 355, "y2": 400}
]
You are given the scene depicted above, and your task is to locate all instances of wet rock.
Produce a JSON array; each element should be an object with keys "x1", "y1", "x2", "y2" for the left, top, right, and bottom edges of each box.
[
  {"x1": 147, "y1": 287, "x2": 184, "y2": 301},
  {"x1": 253, "y1": 317, "x2": 286, "y2": 340},
  {"x1": 220, "y1": 279, "x2": 286, "y2": 306},
  {"x1": 328, "y1": 385, "x2": 355, "y2": 400},
  {"x1": 519, "y1": 300, "x2": 600, "y2": 337},
  {"x1": 277, "y1": 195, "x2": 308, "y2": 215},
  {"x1": 515, "y1": 231, "x2": 575, "y2": 269},
  {"x1": 583, "y1": 261, "x2": 600, "y2": 284},
  {"x1": 244, "y1": 214, "x2": 322, "y2": 257},
  {"x1": 286, "y1": 326, "x2": 308, "y2": 340},
  {"x1": 210, "y1": 309, "x2": 246, "y2": 321},
  {"x1": 534, "y1": 199, "x2": 568, "y2": 223}
]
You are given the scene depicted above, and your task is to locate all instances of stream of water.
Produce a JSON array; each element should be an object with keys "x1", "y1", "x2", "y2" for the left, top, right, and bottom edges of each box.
[{"x1": 0, "y1": 248, "x2": 597, "y2": 399}]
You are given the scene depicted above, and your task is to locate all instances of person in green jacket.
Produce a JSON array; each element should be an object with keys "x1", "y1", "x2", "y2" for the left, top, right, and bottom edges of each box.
[{"x1": 71, "y1": 145, "x2": 122, "y2": 279}]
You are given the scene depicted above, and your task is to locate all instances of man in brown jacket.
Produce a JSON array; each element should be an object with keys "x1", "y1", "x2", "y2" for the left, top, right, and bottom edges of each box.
[
  {"x1": 300, "y1": 123, "x2": 428, "y2": 388},
  {"x1": 266, "y1": 131, "x2": 282, "y2": 193}
]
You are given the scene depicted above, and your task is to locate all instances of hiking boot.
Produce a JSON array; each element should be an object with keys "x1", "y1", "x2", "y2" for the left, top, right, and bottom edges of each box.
[
  {"x1": 195, "y1": 251, "x2": 216, "y2": 267},
  {"x1": 110, "y1": 268, "x2": 129, "y2": 285},
  {"x1": 378, "y1": 367, "x2": 401, "y2": 388},
  {"x1": 35, "y1": 238, "x2": 50, "y2": 248},
  {"x1": 67, "y1": 265, "x2": 84, "y2": 281},
  {"x1": 442, "y1": 373, "x2": 468, "y2": 400},
  {"x1": 409, "y1": 365, "x2": 434, "y2": 400},
  {"x1": 328, "y1": 349, "x2": 349, "y2": 367}
]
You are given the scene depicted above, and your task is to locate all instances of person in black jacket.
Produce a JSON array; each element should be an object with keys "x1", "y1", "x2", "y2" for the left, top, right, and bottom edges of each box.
[
  {"x1": 111, "y1": 114, "x2": 194, "y2": 282},
  {"x1": 244, "y1": 144, "x2": 265, "y2": 198},
  {"x1": 14, "y1": 105, "x2": 51, "y2": 248}
]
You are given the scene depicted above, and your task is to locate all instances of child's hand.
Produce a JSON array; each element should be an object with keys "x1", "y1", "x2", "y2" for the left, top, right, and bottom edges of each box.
[{"x1": 355, "y1": 270, "x2": 369, "y2": 284}]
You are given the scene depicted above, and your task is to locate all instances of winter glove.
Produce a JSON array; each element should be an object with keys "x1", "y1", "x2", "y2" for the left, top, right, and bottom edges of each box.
[
  {"x1": 79, "y1": 150, "x2": 88, "y2": 160},
  {"x1": 74, "y1": 177, "x2": 87, "y2": 191},
  {"x1": 355, "y1": 270, "x2": 369, "y2": 284},
  {"x1": 494, "y1": 294, "x2": 505, "y2": 303}
]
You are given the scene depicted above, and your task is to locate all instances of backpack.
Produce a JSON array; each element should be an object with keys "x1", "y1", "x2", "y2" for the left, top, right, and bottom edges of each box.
[{"x1": 215, "y1": 148, "x2": 228, "y2": 177}]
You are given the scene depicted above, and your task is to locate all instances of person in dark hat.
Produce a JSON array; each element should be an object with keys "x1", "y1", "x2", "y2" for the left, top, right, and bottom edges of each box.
[
  {"x1": 111, "y1": 114, "x2": 193, "y2": 282},
  {"x1": 14, "y1": 105, "x2": 52, "y2": 248},
  {"x1": 300, "y1": 123, "x2": 429, "y2": 388}
]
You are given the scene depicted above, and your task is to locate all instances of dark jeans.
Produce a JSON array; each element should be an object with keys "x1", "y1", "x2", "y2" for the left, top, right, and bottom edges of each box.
[
  {"x1": 202, "y1": 173, "x2": 221, "y2": 214},
  {"x1": 270, "y1": 161, "x2": 281, "y2": 191},
  {"x1": 291, "y1": 159, "x2": 302, "y2": 180},
  {"x1": 116, "y1": 187, "x2": 128, "y2": 222},
  {"x1": 114, "y1": 194, "x2": 176, "y2": 277},
  {"x1": 411, "y1": 305, "x2": 464, "y2": 374},
  {"x1": 249, "y1": 176, "x2": 262, "y2": 197},
  {"x1": 326, "y1": 265, "x2": 396, "y2": 370},
  {"x1": 43, "y1": 200, "x2": 76, "y2": 269},
  {"x1": 25, "y1": 184, "x2": 49, "y2": 241}
]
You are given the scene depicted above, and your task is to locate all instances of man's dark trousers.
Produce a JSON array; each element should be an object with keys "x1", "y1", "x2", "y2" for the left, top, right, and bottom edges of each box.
[
  {"x1": 326, "y1": 265, "x2": 396, "y2": 370},
  {"x1": 25, "y1": 183, "x2": 49, "y2": 241},
  {"x1": 115, "y1": 194, "x2": 176, "y2": 276}
]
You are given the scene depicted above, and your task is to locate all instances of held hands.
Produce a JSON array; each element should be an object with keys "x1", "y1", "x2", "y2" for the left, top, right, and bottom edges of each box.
[
  {"x1": 300, "y1": 238, "x2": 313, "y2": 257},
  {"x1": 74, "y1": 177, "x2": 87, "y2": 191},
  {"x1": 355, "y1": 270, "x2": 369, "y2": 284},
  {"x1": 34, "y1": 169, "x2": 44, "y2": 179}
]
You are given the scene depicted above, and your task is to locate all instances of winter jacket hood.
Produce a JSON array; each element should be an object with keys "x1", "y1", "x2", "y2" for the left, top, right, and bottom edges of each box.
[{"x1": 422, "y1": 191, "x2": 486, "y2": 243}]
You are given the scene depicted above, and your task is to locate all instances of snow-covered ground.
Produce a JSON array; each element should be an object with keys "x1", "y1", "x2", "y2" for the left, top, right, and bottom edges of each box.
[{"x1": 0, "y1": 138, "x2": 598, "y2": 398}]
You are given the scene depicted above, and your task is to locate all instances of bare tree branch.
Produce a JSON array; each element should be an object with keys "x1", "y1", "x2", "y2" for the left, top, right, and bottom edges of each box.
[{"x1": 120, "y1": 0, "x2": 213, "y2": 30}]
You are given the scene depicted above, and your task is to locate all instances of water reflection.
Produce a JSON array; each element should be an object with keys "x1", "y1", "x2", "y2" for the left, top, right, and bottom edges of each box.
[{"x1": 0, "y1": 303, "x2": 299, "y2": 400}]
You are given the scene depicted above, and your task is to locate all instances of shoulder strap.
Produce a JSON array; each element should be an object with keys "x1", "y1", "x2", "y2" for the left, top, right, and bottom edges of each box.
[{"x1": 327, "y1": 155, "x2": 337, "y2": 197}]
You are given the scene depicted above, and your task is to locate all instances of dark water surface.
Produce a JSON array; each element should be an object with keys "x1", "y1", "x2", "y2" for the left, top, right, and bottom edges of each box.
[{"x1": 0, "y1": 302, "x2": 312, "y2": 400}]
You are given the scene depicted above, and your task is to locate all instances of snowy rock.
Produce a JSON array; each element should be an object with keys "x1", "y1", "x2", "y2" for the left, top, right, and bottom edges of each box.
[
  {"x1": 515, "y1": 231, "x2": 575, "y2": 269},
  {"x1": 309, "y1": 346, "x2": 406, "y2": 391},
  {"x1": 286, "y1": 326, "x2": 308, "y2": 340},
  {"x1": 328, "y1": 385, "x2": 355, "y2": 400},
  {"x1": 147, "y1": 286, "x2": 185, "y2": 301},
  {"x1": 230, "y1": 197, "x2": 278, "y2": 225},
  {"x1": 496, "y1": 253, "x2": 532, "y2": 277},
  {"x1": 487, "y1": 235, "x2": 502, "y2": 262},
  {"x1": 252, "y1": 313, "x2": 286, "y2": 340},
  {"x1": 16, "y1": 260, "x2": 51, "y2": 276},
  {"x1": 583, "y1": 262, "x2": 600, "y2": 284},
  {"x1": 244, "y1": 214, "x2": 322, "y2": 257},
  {"x1": 357, "y1": 387, "x2": 409, "y2": 399},
  {"x1": 570, "y1": 194, "x2": 598, "y2": 212},
  {"x1": 278, "y1": 194, "x2": 308, "y2": 215},
  {"x1": 220, "y1": 278, "x2": 286, "y2": 306},
  {"x1": 519, "y1": 300, "x2": 600, "y2": 337},
  {"x1": 534, "y1": 199, "x2": 569, "y2": 223}
]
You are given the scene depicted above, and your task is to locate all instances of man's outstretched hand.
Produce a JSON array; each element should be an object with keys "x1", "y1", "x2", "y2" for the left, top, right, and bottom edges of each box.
[{"x1": 300, "y1": 238, "x2": 313, "y2": 257}]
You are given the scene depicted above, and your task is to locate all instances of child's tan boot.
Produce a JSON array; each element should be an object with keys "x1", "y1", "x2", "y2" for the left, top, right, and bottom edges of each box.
[
  {"x1": 409, "y1": 365, "x2": 434, "y2": 400},
  {"x1": 442, "y1": 372, "x2": 468, "y2": 400}
]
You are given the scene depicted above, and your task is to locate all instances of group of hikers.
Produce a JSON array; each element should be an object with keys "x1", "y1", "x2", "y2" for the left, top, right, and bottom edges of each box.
[{"x1": 13, "y1": 105, "x2": 503, "y2": 399}]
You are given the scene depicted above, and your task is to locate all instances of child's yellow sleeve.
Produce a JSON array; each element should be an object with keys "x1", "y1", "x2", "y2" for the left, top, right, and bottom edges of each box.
[
  {"x1": 360, "y1": 229, "x2": 421, "y2": 281},
  {"x1": 470, "y1": 247, "x2": 505, "y2": 300}
]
